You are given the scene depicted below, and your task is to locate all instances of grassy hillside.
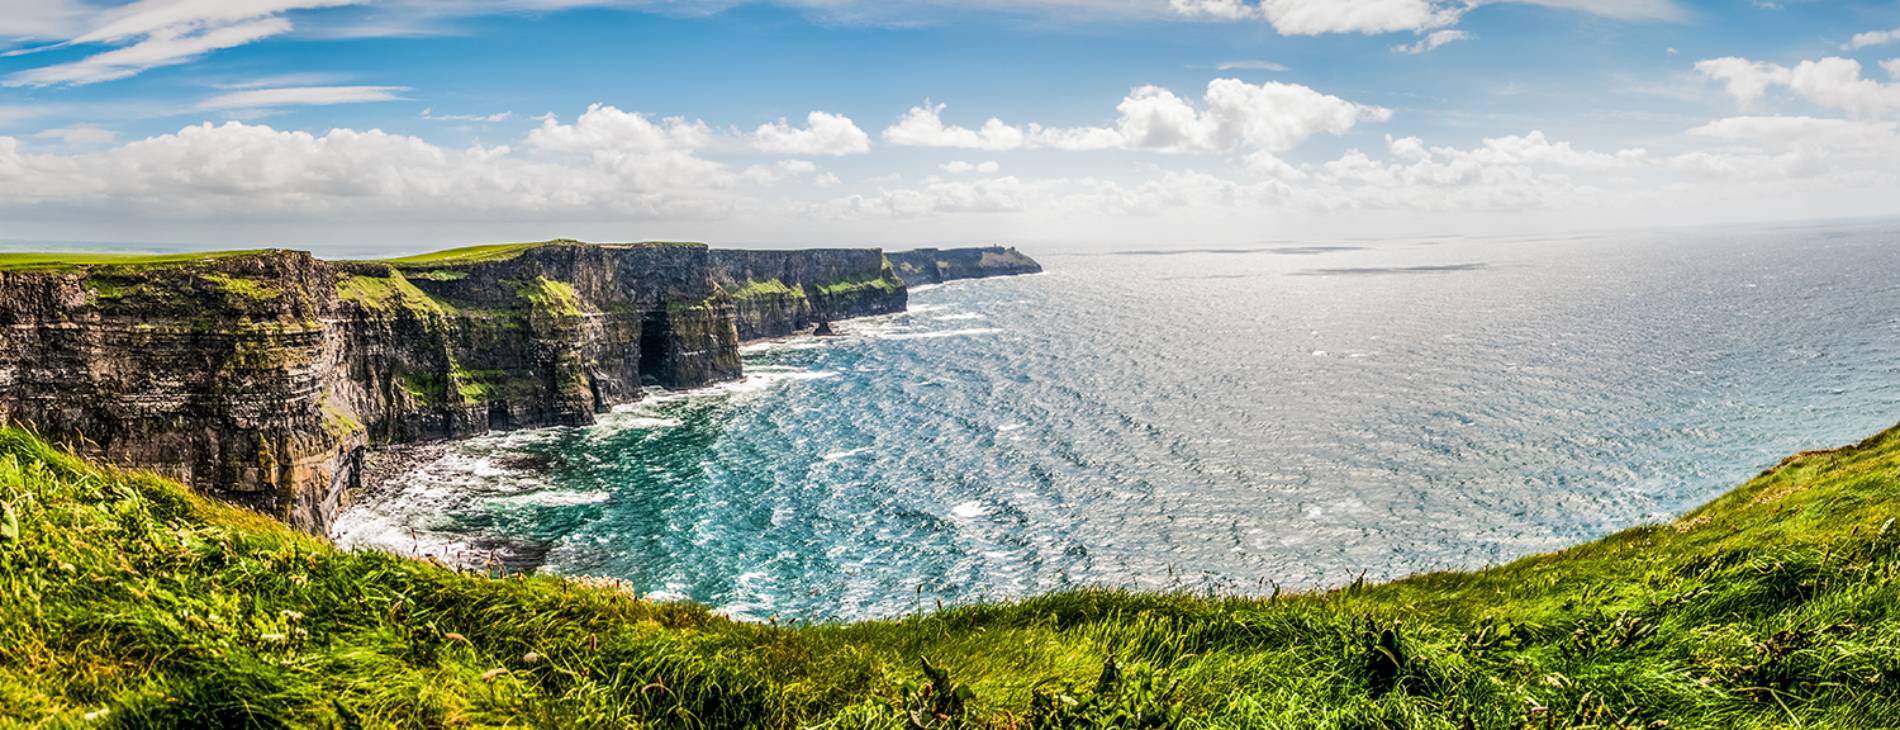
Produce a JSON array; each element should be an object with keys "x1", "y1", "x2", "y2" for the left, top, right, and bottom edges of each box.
[{"x1": 3, "y1": 424, "x2": 1899, "y2": 728}]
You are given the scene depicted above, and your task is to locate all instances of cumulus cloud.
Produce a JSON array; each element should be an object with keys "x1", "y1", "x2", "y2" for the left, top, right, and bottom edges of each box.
[
  {"x1": 882, "y1": 102, "x2": 1029, "y2": 151},
  {"x1": 0, "y1": 104, "x2": 833, "y2": 224},
  {"x1": 1694, "y1": 57, "x2": 1792, "y2": 108},
  {"x1": 814, "y1": 128, "x2": 1662, "y2": 221},
  {"x1": 751, "y1": 111, "x2": 872, "y2": 156},
  {"x1": 1698, "y1": 55, "x2": 1900, "y2": 118},
  {"x1": 883, "y1": 78, "x2": 1388, "y2": 165},
  {"x1": 940, "y1": 160, "x2": 1000, "y2": 173}
]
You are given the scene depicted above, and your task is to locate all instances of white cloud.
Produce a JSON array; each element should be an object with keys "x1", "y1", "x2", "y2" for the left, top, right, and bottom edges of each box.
[
  {"x1": 4, "y1": 0, "x2": 364, "y2": 86},
  {"x1": 1393, "y1": 29, "x2": 1471, "y2": 54},
  {"x1": 527, "y1": 103, "x2": 714, "y2": 154},
  {"x1": 884, "y1": 79, "x2": 1387, "y2": 164},
  {"x1": 1698, "y1": 55, "x2": 1900, "y2": 118},
  {"x1": 1215, "y1": 59, "x2": 1288, "y2": 71},
  {"x1": 743, "y1": 158, "x2": 826, "y2": 185},
  {"x1": 0, "y1": 105, "x2": 844, "y2": 224},
  {"x1": 200, "y1": 85, "x2": 410, "y2": 110},
  {"x1": 1508, "y1": 0, "x2": 1684, "y2": 21},
  {"x1": 31, "y1": 123, "x2": 116, "y2": 146},
  {"x1": 1169, "y1": 0, "x2": 1464, "y2": 35},
  {"x1": 1844, "y1": 26, "x2": 1900, "y2": 51},
  {"x1": 1694, "y1": 57, "x2": 1792, "y2": 107},
  {"x1": 1167, "y1": 0, "x2": 1681, "y2": 35},
  {"x1": 422, "y1": 108, "x2": 514, "y2": 122},
  {"x1": 0, "y1": 0, "x2": 91, "y2": 40},
  {"x1": 71, "y1": 0, "x2": 365, "y2": 45},
  {"x1": 940, "y1": 160, "x2": 1000, "y2": 173},
  {"x1": 816, "y1": 127, "x2": 1667, "y2": 223},
  {"x1": 882, "y1": 102, "x2": 1028, "y2": 150},
  {"x1": 9, "y1": 17, "x2": 293, "y2": 87},
  {"x1": 751, "y1": 111, "x2": 872, "y2": 156}
]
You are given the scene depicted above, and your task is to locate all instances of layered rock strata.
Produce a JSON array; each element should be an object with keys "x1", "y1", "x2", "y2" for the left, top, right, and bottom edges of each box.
[{"x1": 0, "y1": 241, "x2": 1031, "y2": 532}]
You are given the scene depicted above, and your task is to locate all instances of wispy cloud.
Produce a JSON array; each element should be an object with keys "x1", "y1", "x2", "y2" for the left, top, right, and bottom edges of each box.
[
  {"x1": 33, "y1": 123, "x2": 116, "y2": 146},
  {"x1": 199, "y1": 85, "x2": 410, "y2": 110},
  {"x1": 8, "y1": 17, "x2": 292, "y2": 87},
  {"x1": 1844, "y1": 26, "x2": 1900, "y2": 51},
  {"x1": 1216, "y1": 59, "x2": 1288, "y2": 71},
  {"x1": 422, "y1": 107, "x2": 515, "y2": 122},
  {"x1": 1392, "y1": 29, "x2": 1472, "y2": 55},
  {"x1": 4, "y1": 0, "x2": 366, "y2": 86}
]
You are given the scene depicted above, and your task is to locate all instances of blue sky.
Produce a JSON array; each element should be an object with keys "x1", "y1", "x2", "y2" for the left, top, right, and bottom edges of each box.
[{"x1": 2, "y1": 0, "x2": 1899, "y2": 254}]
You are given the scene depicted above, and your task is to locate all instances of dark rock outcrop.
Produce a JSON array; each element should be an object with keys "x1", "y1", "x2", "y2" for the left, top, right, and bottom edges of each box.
[
  {"x1": 0, "y1": 241, "x2": 1037, "y2": 533},
  {"x1": 886, "y1": 245, "x2": 1042, "y2": 285}
]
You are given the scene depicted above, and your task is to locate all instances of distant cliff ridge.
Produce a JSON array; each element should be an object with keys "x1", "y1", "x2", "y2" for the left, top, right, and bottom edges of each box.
[
  {"x1": 886, "y1": 245, "x2": 1042, "y2": 285},
  {"x1": 0, "y1": 241, "x2": 1036, "y2": 532}
]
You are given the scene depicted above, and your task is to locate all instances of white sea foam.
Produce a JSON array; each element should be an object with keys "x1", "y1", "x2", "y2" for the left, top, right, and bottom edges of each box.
[
  {"x1": 492, "y1": 489, "x2": 610, "y2": 508},
  {"x1": 823, "y1": 447, "x2": 872, "y2": 462},
  {"x1": 933, "y1": 313, "x2": 985, "y2": 321},
  {"x1": 882, "y1": 327, "x2": 1001, "y2": 341},
  {"x1": 951, "y1": 501, "x2": 990, "y2": 519}
]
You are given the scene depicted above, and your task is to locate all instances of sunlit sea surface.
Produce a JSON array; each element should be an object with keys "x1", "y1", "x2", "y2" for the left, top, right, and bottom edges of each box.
[{"x1": 333, "y1": 221, "x2": 1900, "y2": 622}]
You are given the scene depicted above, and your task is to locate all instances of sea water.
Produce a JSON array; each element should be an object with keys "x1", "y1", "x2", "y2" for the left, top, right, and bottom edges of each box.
[{"x1": 333, "y1": 220, "x2": 1900, "y2": 621}]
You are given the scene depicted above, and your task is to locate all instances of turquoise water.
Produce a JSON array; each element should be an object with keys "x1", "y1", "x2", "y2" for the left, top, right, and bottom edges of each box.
[{"x1": 334, "y1": 221, "x2": 1900, "y2": 621}]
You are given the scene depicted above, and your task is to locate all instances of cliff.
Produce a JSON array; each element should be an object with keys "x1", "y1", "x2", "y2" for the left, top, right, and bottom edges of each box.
[
  {"x1": 886, "y1": 245, "x2": 1042, "y2": 285},
  {"x1": 0, "y1": 241, "x2": 1033, "y2": 533},
  {"x1": 706, "y1": 248, "x2": 906, "y2": 339}
]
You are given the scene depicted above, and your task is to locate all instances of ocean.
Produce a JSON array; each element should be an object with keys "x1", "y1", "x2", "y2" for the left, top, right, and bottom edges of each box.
[{"x1": 332, "y1": 221, "x2": 1900, "y2": 622}]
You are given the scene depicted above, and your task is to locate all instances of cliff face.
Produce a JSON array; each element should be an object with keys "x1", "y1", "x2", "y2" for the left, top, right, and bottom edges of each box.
[
  {"x1": 0, "y1": 242, "x2": 1035, "y2": 533},
  {"x1": 887, "y1": 246, "x2": 1042, "y2": 285},
  {"x1": 707, "y1": 249, "x2": 907, "y2": 339}
]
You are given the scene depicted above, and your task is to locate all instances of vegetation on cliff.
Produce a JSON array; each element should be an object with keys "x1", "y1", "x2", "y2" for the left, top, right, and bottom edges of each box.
[
  {"x1": 0, "y1": 249, "x2": 276, "y2": 273},
  {"x1": 4, "y1": 420, "x2": 1899, "y2": 727},
  {"x1": 335, "y1": 271, "x2": 455, "y2": 317}
]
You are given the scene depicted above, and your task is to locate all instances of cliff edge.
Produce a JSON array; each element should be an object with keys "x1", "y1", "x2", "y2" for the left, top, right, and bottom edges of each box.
[
  {"x1": 0, "y1": 241, "x2": 1034, "y2": 532},
  {"x1": 887, "y1": 245, "x2": 1042, "y2": 285}
]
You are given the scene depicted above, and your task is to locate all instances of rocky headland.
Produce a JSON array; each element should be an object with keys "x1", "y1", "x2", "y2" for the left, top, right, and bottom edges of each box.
[
  {"x1": 886, "y1": 245, "x2": 1041, "y2": 284},
  {"x1": 0, "y1": 241, "x2": 1038, "y2": 533}
]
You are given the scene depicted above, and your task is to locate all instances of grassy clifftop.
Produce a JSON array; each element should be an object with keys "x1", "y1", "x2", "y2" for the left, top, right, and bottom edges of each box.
[{"x1": 3, "y1": 423, "x2": 1899, "y2": 727}]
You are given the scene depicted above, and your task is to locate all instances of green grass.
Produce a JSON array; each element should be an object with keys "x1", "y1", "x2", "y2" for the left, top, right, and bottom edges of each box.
[
  {"x1": 729, "y1": 278, "x2": 806, "y2": 300},
  {"x1": 336, "y1": 272, "x2": 454, "y2": 317},
  {"x1": 517, "y1": 276, "x2": 582, "y2": 318},
  {"x1": 815, "y1": 276, "x2": 901, "y2": 298},
  {"x1": 0, "y1": 249, "x2": 275, "y2": 273},
  {"x1": 448, "y1": 367, "x2": 496, "y2": 402},
  {"x1": 378, "y1": 242, "x2": 569, "y2": 267},
  {"x1": 4, "y1": 423, "x2": 1900, "y2": 727},
  {"x1": 201, "y1": 273, "x2": 281, "y2": 302}
]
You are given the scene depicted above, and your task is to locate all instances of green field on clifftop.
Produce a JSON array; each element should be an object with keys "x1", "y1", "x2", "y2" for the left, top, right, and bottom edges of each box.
[
  {"x1": 3, "y1": 424, "x2": 1900, "y2": 727},
  {"x1": 0, "y1": 250, "x2": 276, "y2": 273}
]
